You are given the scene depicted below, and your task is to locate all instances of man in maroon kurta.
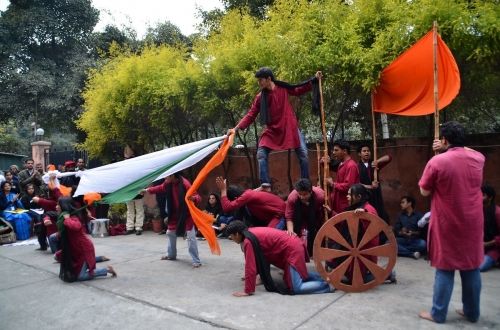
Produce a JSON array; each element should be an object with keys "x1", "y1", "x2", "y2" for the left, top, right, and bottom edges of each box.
[
  {"x1": 225, "y1": 221, "x2": 331, "y2": 296},
  {"x1": 146, "y1": 173, "x2": 202, "y2": 267},
  {"x1": 233, "y1": 68, "x2": 322, "y2": 185},
  {"x1": 418, "y1": 121, "x2": 484, "y2": 324},
  {"x1": 327, "y1": 140, "x2": 359, "y2": 213},
  {"x1": 285, "y1": 178, "x2": 326, "y2": 256},
  {"x1": 216, "y1": 176, "x2": 285, "y2": 229}
]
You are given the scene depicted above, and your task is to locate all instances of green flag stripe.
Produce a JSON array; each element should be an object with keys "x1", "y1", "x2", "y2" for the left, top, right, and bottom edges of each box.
[{"x1": 99, "y1": 143, "x2": 215, "y2": 204}]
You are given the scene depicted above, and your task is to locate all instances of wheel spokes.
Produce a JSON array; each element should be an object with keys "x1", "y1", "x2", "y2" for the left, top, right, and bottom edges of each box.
[
  {"x1": 358, "y1": 221, "x2": 383, "y2": 249},
  {"x1": 323, "y1": 223, "x2": 352, "y2": 250},
  {"x1": 351, "y1": 258, "x2": 364, "y2": 288},
  {"x1": 358, "y1": 254, "x2": 387, "y2": 279},
  {"x1": 347, "y1": 216, "x2": 360, "y2": 248},
  {"x1": 315, "y1": 247, "x2": 351, "y2": 261},
  {"x1": 329, "y1": 256, "x2": 353, "y2": 283},
  {"x1": 360, "y1": 243, "x2": 395, "y2": 258}
]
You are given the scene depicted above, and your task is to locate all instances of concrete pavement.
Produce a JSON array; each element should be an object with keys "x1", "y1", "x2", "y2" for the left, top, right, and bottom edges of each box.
[{"x1": 0, "y1": 231, "x2": 498, "y2": 330}]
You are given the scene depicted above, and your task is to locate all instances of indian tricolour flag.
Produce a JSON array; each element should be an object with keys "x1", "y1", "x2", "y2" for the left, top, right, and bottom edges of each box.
[{"x1": 73, "y1": 136, "x2": 226, "y2": 204}]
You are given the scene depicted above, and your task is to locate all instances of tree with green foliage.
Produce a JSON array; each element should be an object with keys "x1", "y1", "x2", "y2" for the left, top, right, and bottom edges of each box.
[{"x1": 0, "y1": 0, "x2": 99, "y2": 132}]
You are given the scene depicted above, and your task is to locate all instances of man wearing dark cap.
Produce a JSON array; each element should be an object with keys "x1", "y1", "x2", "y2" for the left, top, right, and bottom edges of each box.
[{"x1": 232, "y1": 68, "x2": 322, "y2": 186}]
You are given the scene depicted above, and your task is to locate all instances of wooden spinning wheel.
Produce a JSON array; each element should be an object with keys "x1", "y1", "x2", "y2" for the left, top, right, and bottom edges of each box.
[{"x1": 313, "y1": 211, "x2": 397, "y2": 293}]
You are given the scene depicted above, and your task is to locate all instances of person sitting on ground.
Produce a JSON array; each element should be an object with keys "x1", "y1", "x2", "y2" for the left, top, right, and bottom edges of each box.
[
  {"x1": 19, "y1": 183, "x2": 47, "y2": 250},
  {"x1": 0, "y1": 181, "x2": 32, "y2": 240},
  {"x1": 144, "y1": 172, "x2": 202, "y2": 268},
  {"x1": 203, "y1": 192, "x2": 234, "y2": 237},
  {"x1": 216, "y1": 176, "x2": 286, "y2": 229},
  {"x1": 225, "y1": 220, "x2": 332, "y2": 296},
  {"x1": 326, "y1": 184, "x2": 382, "y2": 284},
  {"x1": 285, "y1": 178, "x2": 327, "y2": 257},
  {"x1": 3, "y1": 170, "x2": 20, "y2": 194},
  {"x1": 56, "y1": 197, "x2": 116, "y2": 282},
  {"x1": 480, "y1": 184, "x2": 500, "y2": 272},
  {"x1": 394, "y1": 196, "x2": 426, "y2": 259}
]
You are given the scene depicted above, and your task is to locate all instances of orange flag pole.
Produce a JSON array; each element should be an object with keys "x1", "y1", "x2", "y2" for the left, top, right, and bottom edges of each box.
[
  {"x1": 318, "y1": 75, "x2": 329, "y2": 223},
  {"x1": 433, "y1": 21, "x2": 440, "y2": 144},
  {"x1": 371, "y1": 93, "x2": 379, "y2": 183},
  {"x1": 185, "y1": 132, "x2": 235, "y2": 255}
]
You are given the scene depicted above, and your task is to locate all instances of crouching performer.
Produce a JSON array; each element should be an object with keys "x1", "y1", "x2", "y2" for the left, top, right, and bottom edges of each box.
[{"x1": 225, "y1": 220, "x2": 332, "y2": 297}]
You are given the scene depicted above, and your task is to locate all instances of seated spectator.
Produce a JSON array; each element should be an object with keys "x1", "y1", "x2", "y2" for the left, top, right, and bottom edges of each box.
[
  {"x1": 3, "y1": 170, "x2": 20, "y2": 194},
  {"x1": 394, "y1": 196, "x2": 426, "y2": 259},
  {"x1": 20, "y1": 183, "x2": 46, "y2": 249},
  {"x1": 216, "y1": 176, "x2": 286, "y2": 229},
  {"x1": 0, "y1": 181, "x2": 32, "y2": 240},
  {"x1": 225, "y1": 220, "x2": 332, "y2": 296},
  {"x1": 480, "y1": 184, "x2": 500, "y2": 272},
  {"x1": 56, "y1": 197, "x2": 116, "y2": 282}
]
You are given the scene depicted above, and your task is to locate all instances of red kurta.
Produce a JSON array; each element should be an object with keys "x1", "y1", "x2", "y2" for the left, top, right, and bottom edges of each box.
[
  {"x1": 243, "y1": 227, "x2": 309, "y2": 294},
  {"x1": 285, "y1": 186, "x2": 325, "y2": 233},
  {"x1": 237, "y1": 83, "x2": 312, "y2": 150},
  {"x1": 64, "y1": 215, "x2": 96, "y2": 276},
  {"x1": 221, "y1": 190, "x2": 285, "y2": 227},
  {"x1": 147, "y1": 177, "x2": 201, "y2": 231},
  {"x1": 330, "y1": 158, "x2": 359, "y2": 213},
  {"x1": 419, "y1": 147, "x2": 484, "y2": 270}
]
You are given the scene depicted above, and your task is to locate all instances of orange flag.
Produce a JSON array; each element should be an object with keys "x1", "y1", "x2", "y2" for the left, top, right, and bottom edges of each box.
[
  {"x1": 185, "y1": 132, "x2": 235, "y2": 255},
  {"x1": 372, "y1": 30, "x2": 460, "y2": 116}
]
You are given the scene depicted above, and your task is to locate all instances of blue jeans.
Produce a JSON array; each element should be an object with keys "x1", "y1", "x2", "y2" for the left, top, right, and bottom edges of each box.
[
  {"x1": 77, "y1": 261, "x2": 108, "y2": 281},
  {"x1": 479, "y1": 255, "x2": 496, "y2": 272},
  {"x1": 166, "y1": 227, "x2": 201, "y2": 266},
  {"x1": 430, "y1": 268, "x2": 481, "y2": 323},
  {"x1": 257, "y1": 129, "x2": 309, "y2": 184},
  {"x1": 48, "y1": 233, "x2": 59, "y2": 254},
  {"x1": 396, "y1": 237, "x2": 427, "y2": 257},
  {"x1": 289, "y1": 266, "x2": 331, "y2": 294}
]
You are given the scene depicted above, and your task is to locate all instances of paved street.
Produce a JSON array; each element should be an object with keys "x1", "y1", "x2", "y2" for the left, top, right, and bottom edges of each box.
[{"x1": 1, "y1": 232, "x2": 498, "y2": 330}]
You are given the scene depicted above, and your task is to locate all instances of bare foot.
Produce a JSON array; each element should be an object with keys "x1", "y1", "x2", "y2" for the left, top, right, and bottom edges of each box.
[
  {"x1": 107, "y1": 265, "x2": 117, "y2": 277},
  {"x1": 101, "y1": 256, "x2": 110, "y2": 262},
  {"x1": 456, "y1": 309, "x2": 465, "y2": 317},
  {"x1": 418, "y1": 311, "x2": 435, "y2": 323}
]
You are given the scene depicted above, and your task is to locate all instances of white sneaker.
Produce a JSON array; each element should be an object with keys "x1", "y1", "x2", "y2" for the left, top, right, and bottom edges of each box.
[{"x1": 413, "y1": 251, "x2": 421, "y2": 260}]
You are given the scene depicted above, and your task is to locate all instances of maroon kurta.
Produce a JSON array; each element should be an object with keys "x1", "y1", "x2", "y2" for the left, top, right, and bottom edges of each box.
[
  {"x1": 243, "y1": 227, "x2": 309, "y2": 294},
  {"x1": 64, "y1": 215, "x2": 96, "y2": 276},
  {"x1": 221, "y1": 190, "x2": 285, "y2": 227},
  {"x1": 285, "y1": 186, "x2": 325, "y2": 233},
  {"x1": 330, "y1": 158, "x2": 359, "y2": 213},
  {"x1": 419, "y1": 147, "x2": 484, "y2": 270},
  {"x1": 237, "y1": 83, "x2": 312, "y2": 150},
  {"x1": 147, "y1": 177, "x2": 201, "y2": 231}
]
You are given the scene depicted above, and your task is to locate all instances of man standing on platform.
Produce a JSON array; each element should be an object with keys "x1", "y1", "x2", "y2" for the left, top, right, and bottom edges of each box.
[
  {"x1": 418, "y1": 121, "x2": 484, "y2": 324},
  {"x1": 232, "y1": 68, "x2": 322, "y2": 186}
]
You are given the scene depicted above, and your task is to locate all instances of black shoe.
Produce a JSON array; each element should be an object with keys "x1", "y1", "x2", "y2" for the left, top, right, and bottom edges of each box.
[
  {"x1": 135, "y1": 230, "x2": 142, "y2": 236},
  {"x1": 125, "y1": 230, "x2": 135, "y2": 235},
  {"x1": 36, "y1": 247, "x2": 47, "y2": 251},
  {"x1": 158, "y1": 230, "x2": 166, "y2": 235}
]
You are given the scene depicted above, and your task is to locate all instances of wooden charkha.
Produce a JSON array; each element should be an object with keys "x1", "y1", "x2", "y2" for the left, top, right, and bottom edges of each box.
[{"x1": 313, "y1": 211, "x2": 397, "y2": 293}]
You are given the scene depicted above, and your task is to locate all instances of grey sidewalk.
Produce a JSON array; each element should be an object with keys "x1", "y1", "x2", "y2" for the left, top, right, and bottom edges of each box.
[{"x1": 0, "y1": 232, "x2": 498, "y2": 330}]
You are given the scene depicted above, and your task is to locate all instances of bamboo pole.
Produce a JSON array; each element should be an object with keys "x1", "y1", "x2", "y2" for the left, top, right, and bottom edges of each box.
[
  {"x1": 433, "y1": 21, "x2": 440, "y2": 144},
  {"x1": 318, "y1": 75, "x2": 329, "y2": 223},
  {"x1": 370, "y1": 93, "x2": 379, "y2": 183},
  {"x1": 316, "y1": 142, "x2": 321, "y2": 187}
]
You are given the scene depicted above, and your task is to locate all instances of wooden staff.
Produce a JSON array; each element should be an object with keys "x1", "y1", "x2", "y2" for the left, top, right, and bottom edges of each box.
[
  {"x1": 316, "y1": 142, "x2": 321, "y2": 187},
  {"x1": 433, "y1": 21, "x2": 440, "y2": 147},
  {"x1": 370, "y1": 93, "x2": 379, "y2": 183},
  {"x1": 318, "y1": 74, "x2": 329, "y2": 223}
]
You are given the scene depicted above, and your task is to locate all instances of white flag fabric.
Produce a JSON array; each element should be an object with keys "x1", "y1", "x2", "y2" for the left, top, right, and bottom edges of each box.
[{"x1": 73, "y1": 136, "x2": 225, "y2": 203}]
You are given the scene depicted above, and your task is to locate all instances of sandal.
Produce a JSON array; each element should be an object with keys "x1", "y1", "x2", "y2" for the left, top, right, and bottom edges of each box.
[{"x1": 161, "y1": 256, "x2": 176, "y2": 261}]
